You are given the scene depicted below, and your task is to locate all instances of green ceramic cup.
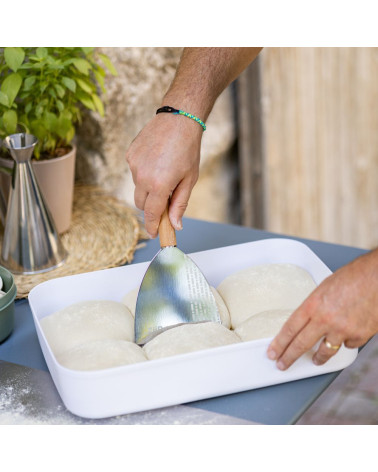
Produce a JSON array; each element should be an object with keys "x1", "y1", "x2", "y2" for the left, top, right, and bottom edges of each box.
[{"x1": 0, "y1": 266, "x2": 17, "y2": 343}]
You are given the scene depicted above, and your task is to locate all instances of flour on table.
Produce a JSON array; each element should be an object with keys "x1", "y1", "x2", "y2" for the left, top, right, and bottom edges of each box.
[
  {"x1": 40, "y1": 300, "x2": 135, "y2": 356},
  {"x1": 217, "y1": 263, "x2": 316, "y2": 328}
]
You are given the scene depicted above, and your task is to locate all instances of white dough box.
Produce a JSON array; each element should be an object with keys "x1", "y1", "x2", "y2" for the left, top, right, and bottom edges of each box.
[{"x1": 28, "y1": 239, "x2": 358, "y2": 419}]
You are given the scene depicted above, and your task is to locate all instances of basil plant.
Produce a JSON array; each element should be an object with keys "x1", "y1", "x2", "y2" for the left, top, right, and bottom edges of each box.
[{"x1": 0, "y1": 47, "x2": 116, "y2": 158}]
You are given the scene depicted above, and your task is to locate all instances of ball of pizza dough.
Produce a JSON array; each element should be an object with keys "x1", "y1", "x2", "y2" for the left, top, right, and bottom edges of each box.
[
  {"x1": 143, "y1": 321, "x2": 240, "y2": 360},
  {"x1": 40, "y1": 300, "x2": 135, "y2": 356},
  {"x1": 121, "y1": 288, "x2": 138, "y2": 317},
  {"x1": 234, "y1": 309, "x2": 293, "y2": 342},
  {"x1": 57, "y1": 339, "x2": 147, "y2": 371},
  {"x1": 121, "y1": 286, "x2": 231, "y2": 328},
  {"x1": 217, "y1": 263, "x2": 316, "y2": 328},
  {"x1": 210, "y1": 287, "x2": 231, "y2": 329}
]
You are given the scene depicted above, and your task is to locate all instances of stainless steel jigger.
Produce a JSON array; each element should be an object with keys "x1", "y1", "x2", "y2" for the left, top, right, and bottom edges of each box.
[{"x1": 1, "y1": 133, "x2": 67, "y2": 274}]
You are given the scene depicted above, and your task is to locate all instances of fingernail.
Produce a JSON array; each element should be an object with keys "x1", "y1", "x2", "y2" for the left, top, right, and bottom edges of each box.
[
  {"x1": 173, "y1": 219, "x2": 183, "y2": 231},
  {"x1": 267, "y1": 349, "x2": 277, "y2": 360},
  {"x1": 277, "y1": 360, "x2": 286, "y2": 370},
  {"x1": 313, "y1": 357, "x2": 320, "y2": 366}
]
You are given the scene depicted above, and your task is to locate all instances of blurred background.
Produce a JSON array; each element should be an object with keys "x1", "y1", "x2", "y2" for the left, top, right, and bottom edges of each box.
[{"x1": 75, "y1": 47, "x2": 378, "y2": 250}]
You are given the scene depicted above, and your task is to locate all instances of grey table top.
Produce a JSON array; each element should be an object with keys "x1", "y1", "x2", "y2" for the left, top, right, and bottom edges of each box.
[{"x1": 0, "y1": 218, "x2": 367, "y2": 425}]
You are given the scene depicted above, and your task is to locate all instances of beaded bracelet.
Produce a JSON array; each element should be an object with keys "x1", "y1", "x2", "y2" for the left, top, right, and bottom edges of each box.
[{"x1": 156, "y1": 106, "x2": 206, "y2": 131}]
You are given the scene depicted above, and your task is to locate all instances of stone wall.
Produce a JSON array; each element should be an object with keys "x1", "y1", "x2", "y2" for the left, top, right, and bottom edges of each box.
[{"x1": 75, "y1": 47, "x2": 236, "y2": 223}]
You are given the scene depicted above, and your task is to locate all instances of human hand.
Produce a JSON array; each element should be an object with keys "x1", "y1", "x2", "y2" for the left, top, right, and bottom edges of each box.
[
  {"x1": 126, "y1": 113, "x2": 203, "y2": 238},
  {"x1": 267, "y1": 249, "x2": 378, "y2": 370}
]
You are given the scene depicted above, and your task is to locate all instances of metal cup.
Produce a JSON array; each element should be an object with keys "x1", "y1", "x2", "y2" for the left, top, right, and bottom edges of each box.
[{"x1": 0, "y1": 133, "x2": 67, "y2": 274}]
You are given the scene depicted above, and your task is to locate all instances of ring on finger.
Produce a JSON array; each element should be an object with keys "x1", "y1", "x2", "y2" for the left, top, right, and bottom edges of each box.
[{"x1": 323, "y1": 338, "x2": 342, "y2": 351}]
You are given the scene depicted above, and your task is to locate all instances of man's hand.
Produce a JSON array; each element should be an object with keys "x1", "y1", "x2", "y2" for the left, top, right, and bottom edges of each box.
[
  {"x1": 126, "y1": 48, "x2": 262, "y2": 238},
  {"x1": 267, "y1": 248, "x2": 378, "y2": 369},
  {"x1": 126, "y1": 112, "x2": 203, "y2": 238}
]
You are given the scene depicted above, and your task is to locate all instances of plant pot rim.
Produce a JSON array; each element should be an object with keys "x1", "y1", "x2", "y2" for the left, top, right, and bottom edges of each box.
[
  {"x1": 32, "y1": 144, "x2": 76, "y2": 165},
  {"x1": 0, "y1": 144, "x2": 76, "y2": 164}
]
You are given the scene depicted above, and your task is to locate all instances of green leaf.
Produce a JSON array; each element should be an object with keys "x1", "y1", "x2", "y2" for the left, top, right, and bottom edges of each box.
[
  {"x1": 43, "y1": 111, "x2": 58, "y2": 131},
  {"x1": 98, "y1": 53, "x2": 117, "y2": 76},
  {"x1": 77, "y1": 92, "x2": 96, "y2": 111},
  {"x1": 36, "y1": 47, "x2": 48, "y2": 59},
  {"x1": 23, "y1": 76, "x2": 37, "y2": 91},
  {"x1": 2, "y1": 109, "x2": 18, "y2": 134},
  {"x1": 1, "y1": 73, "x2": 22, "y2": 107},
  {"x1": 40, "y1": 82, "x2": 48, "y2": 94},
  {"x1": 61, "y1": 76, "x2": 76, "y2": 93},
  {"x1": 92, "y1": 94, "x2": 104, "y2": 117},
  {"x1": 54, "y1": 83, "x2": 66, "y2": 98},
  {"x1": 93, "y1": 69, "x2": 106, "y2": 93},
  {"x1": 4, "y1": 47, "x2": 25, "y2": 72},
  {"x1": 25, "y1": 102, "x2": 33, "y2": 114},
  {"x1": 76, "y1": 78, "x2": 93, "y2": 94},
  {"x1": 0, "y1": 91, "x2": 10, "y2": 107},
  {"x1": 55, "y1": 115, "x2": 72, "y2": 139},
  {"x1": 81, "y1": 47, "x2": 94, "y2": 55},
  {"x1": 56, "y1": 100, "x2": 64, "y2": 112},
  {"x1": 71, "y1": 58, "x2": 92, "y2": 75},
  {"x1": 35, "y1": 98, "x2": 48, "y2": 118},
  {"x1": 30, "y1": 120, "x2": 47, "y2": 140},
  {"x1": 66, "y1": 126, "x2": 75, "y2": 143}
]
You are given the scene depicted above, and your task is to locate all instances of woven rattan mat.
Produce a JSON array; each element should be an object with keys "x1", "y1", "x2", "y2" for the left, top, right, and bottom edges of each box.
[{"x1": 3, "y1": 184, "x2": 146, "y2": 299}]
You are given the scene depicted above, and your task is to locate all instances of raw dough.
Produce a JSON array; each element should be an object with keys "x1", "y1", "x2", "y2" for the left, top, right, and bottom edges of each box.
[
  {"x1": 143, "y1": 322, "x2": 240, "y2": 360},
  {"x1": 40, "y1": 300, "x2": 135, "y2": 356},
  {"x1": 57, "y1": 339, "x2": 147, "y2": 371},
  {"x1": 121, "y1": 288, "x2": 138, "y2": 317},
  {"x1": 234, "y1": 309, "x2": 293, "y2": 342},
  {"x1": 217, "y1": 263, "x2": 316, "y2": 328},
  {"x1": 122, "y1": 286, "x2": 231, "y2": 328},
  {"x1": 210, "y1": 287, "x2": 231, "y2": 329}
]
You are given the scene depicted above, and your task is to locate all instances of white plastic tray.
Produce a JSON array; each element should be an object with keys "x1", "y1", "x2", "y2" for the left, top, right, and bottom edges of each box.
[{"x1": 29, "y1": 238, "x2": 358, "y2": 419}]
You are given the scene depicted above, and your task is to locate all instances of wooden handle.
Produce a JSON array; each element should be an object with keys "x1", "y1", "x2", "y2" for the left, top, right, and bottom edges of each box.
[{"x1": 159, "y1": 202, "x2": 177, "y2": 247}]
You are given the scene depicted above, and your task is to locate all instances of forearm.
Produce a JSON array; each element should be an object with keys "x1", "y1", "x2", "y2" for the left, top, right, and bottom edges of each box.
[{"x1": 162, "y1": 47, "x2": 262, "y2": 121}]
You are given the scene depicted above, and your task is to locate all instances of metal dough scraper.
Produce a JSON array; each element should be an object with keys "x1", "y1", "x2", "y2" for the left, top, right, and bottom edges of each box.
[{"x1": 134, "y1": 204, "x2": 220, "y2": 345}]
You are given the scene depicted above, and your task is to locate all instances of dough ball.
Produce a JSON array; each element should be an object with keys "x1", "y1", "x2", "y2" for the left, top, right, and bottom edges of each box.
[
  {"x1": 121, "y1": 286, "x2": 231, "y2": 328},
  {"x1": 211, "y1": 287, "x2": 231, "y2": 328},
  {"x1": 234, "y1": 309, "x2": 293, "y2": 342},
  {"x1": 121, "y1": 288, "x2": 138, "y2": 317},
  {"x1": 40, "y1": 300, "x2": 135, "y2": 356},
  {"x1": 143, "y1": 322, "x2": 240, "y2": 360},
  {"x1": 57, "y1": 340, "x2": 147, "y2": 371},
  {"x1": 217, "y1": 263, "x2": 316, "y2": 328}
]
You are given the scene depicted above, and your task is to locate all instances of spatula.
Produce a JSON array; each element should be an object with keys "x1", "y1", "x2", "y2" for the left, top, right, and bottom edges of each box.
[{"x1": 134, "y1": 203, "x2": 221, "y2": 345}]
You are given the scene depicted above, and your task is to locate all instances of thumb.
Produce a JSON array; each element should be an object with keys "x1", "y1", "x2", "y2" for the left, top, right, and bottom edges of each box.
[{"x1": 168, "y1": 179, "x2": 193, "y2": 231}]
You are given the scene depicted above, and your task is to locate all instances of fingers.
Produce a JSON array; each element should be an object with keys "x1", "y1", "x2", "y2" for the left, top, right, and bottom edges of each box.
[
  {"x1": 143, "y1": 191, "x2": 170, "y2": 238},
  {"x1": 269, "y1": 316, "x2": 342, "y2": 370},
  {"x1": 312, "y1": 337, "x2": 344, "y2": 366},
  {"x1": 273, "y1": 320, "x2": 321, "y2": 370},
  {"x1": 168, "y1": 178, "x2": 195, "y2": 231},
  {"x1": 134, "y1": 186, "x2": 148, "y2": 212},
  {"x1": 267, "y1": 307, "x2": 309, "y2": 362}
]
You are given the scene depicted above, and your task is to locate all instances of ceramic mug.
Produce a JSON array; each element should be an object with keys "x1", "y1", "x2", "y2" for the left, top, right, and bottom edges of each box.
[{"x1": 0, "y1": 265, "x2": 17, "y2": 342}]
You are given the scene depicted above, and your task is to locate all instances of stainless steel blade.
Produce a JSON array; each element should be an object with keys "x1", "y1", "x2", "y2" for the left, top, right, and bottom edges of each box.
[{"x1": 135, "y1": 246, "x2": 220, "y2": 345}]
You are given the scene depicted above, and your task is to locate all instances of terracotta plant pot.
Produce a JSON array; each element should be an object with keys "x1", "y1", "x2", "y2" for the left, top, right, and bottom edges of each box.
[{"x1": 0, "y1": 146, "x2": 76, "y2": 234}]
